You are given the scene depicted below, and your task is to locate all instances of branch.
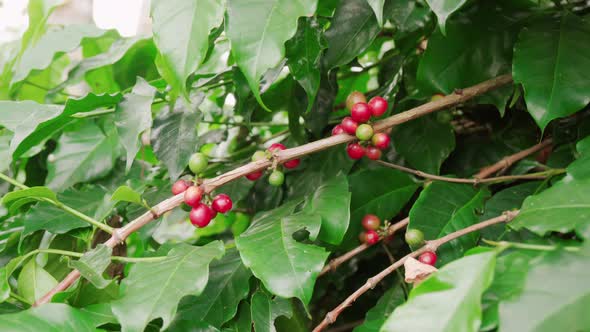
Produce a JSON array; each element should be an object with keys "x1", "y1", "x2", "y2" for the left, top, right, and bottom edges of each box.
[
  {"x1": 33, "y1": 74, "x2": 513, "y2": 306},
  {"x1": 475, "y1": 138, "x2": 553, "y2": 179},
  {"x1": 312, "y1": 210, "x2": 520, "y2": 332}
]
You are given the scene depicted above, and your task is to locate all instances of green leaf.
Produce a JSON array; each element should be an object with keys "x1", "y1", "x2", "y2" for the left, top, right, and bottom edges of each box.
[
  {"x1": 392, "y1": 114, "x2": 455, "y2": 174},
  {"x1": 285, "y1": 17, "x2": 327, "y2": 113},
  {"x1": 13, "y1": 24, "x2": 106, "y2": 83},
  {"x1": 69, "y1": 244, "x2": 112, "y2": 289},
  {"x1": 226, "y1": 0, "x2": 317, "y2": 109},
  {"x1": 46, "y1": 122, "x2": 119, "y2": 191},
  {"x1": 567, "y1": 136, "x2": 590, "y2": 180},
  {"x1": 0, "y1": 130, "x2": 11, "y2": 172},
  {"x1": 409, "y1": 182, "x2": 489, "y2": 265},
  {"x1": 115, "y1": 77, "x2": 156, "y2": 171},
  {"x1": 151, "y1": 108, "x2": 199, "y2": 180},
  {"x1": 499, "y1": 244, "x2": 590, "y2": 331},
  {"x1": 251, "y1": 291, "x2": 292, "y2": 332},
  {"x1": 381, "y1": 250, "x2": 496, "y2": 332},
  {"x1": 112, "y1": 241, "x2": 225, "y2": 332},
  {"x1": 0, "y1": 303, "x2": 114, "y2": 332},
  {"x1": 110, "y1": 185, "x2": 144, "y2": 206},
  {"x1": 150, "y1": 0, "x2": 225, "y2": 97},
  {"x1": 424, "y1": 0, "x2": 468, "y2": 34},
  {"x1": 385, "y1": 0, "x2": 432, "y2": 38},
  {"x1": 236, "y1": 201, "x2": 329, "y2": 305},
  {"x1": 169, "y1": 249, "x2": 252, "y2": 329},
  {"x1": 222, "y1": 301, "x2": 251, "y2": 332},
  {"x1": 0, "y1": 269, "x2": 9, "y2": 303},
  {"x1": 353, "y1": 285, "x2": 405, "y2": 332},
  {"x1": 324, "y1": 0, "x2": 380, "y2": 69},
  {"x1": 2, "y1": 186, "x2": 58, "y2": 213},
  {"x1": 513, "y1": 14, "x2": 590, "y2": 130},
  {"x1": 366, "y1": 0, "x2": 385, "y2": 26},
  {"x1": 17, "y1": 258, "x2": 58, "y2": 304}
]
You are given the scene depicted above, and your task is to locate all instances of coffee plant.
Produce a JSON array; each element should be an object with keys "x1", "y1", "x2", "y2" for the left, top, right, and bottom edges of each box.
[{"x1": 0, "y1": 0, "x2": 589, "y2": 331}]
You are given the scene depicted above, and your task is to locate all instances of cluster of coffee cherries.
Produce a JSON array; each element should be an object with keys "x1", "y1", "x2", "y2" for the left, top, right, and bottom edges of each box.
[
  {"x1": 358, "y1": 214, "x2": 383, "y2": 245},
  {"x1": 405, "y1": 229, "x2": 437, "y2": 266},
  {"x1": 332, "y1": 92, "x2": 391, "y2": 160},
  {"x1": 171, "y1": 180, "x2": 233, "y2": 228},
  {"x1": 244, "y1": 143, "x2": 300, "y2": 186}
]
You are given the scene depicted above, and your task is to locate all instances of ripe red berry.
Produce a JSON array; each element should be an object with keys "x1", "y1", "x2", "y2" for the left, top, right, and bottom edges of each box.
[
  {"x1": 171, "y1": 179, "x2": 191, "y2": 195},
  {"x1": 418, "y1": 251, "x2": 437, "y2": 266},
  {"x1": 372, "y1": 133, "x2": 391, "y2": 150},
  {"x1": 268, "y1": 143, "x2": 286, "y2": 152},
  {"x1": 332, "y1": 125, "x2": 345, "y2": 136},
  {"x1": 184, "y1": 186, "x2": 203, "y2": 208},
  {"x1": 284, "y1": 158, "x2": 300, "y2": 169},
  {"x1": 346, "y1": 143, "x2": 365, "y2": 160},
  {"x1": 189, "y1": 203, "x2": 214, "y2": 227},
  {"x1": 212, "y1": 194, "x2": 232, "y2": 213},
  {"x1": 365, "y1": 145, "x2": 382, "y2": 160},
  {"x1": 365, "y1": 230, "x2": 380, "y2": 245},
  {"x1": 368, "y1": 96, "x2": 388, "y2": 117},
  {"x1": 341, "y1": 117, "x2": 358, "y2": 135},
  {"x1": 362, "y1": 214, "x2": 380, "y2": 231},
  {"x1": 351, "y1": 102, "x2": 371, "y2": 123},
  {"x1": 346, "y1": 91, "x2": 367, "y2": 111},
  {"x1": 245, "y1": 171, "x2": 263, "y2": 181}
]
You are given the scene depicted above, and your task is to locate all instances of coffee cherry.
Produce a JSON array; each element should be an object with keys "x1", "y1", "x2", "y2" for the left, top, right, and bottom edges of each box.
[
  {"x1": 430, "y1": 93, "x2": 445, "y2": 102},
  {"x1": 184, "y1": 186, "x2": 203, "y2": 208},
  {"x1": 268, "y1": 170, "x2": 285, "y2": 186},
  {"x1": 346, "y1": 91, "x2": 367, "y2": 111},
  {"x1": 365, "y1": 230, "x2": 380, "y2": 245},
  {"x1": 365, "y1": 145, "x2": 382, "y2": 160},
  {"x1": 332, "y1": 125, "x2": 345, "y2": 136},
  {"x1": 171, "y1": 179, "x2": 191, "y2": 195},
  {"x1": 405, "y1": 229, "x2": 425, "y2": 247},
  {"x1": 371, "y1": 133, "x2": 390, "y2": 150},
  {"x1": 356, "y1": 124, "x2": 374, "y2": 141},
  {"x1": 346, "y1": 143, "x2": 365, "y2": 160},
  {"x1": 368, "y1": 97, "x2": 388, "y2": 117},
  {"x1": 188, "y1": 153, "x2": 209, "y2": 174},
  {"x1": 252, "y1": 151, "x2": 267, "y2": 162},
  {"x1": 212, "y1": 194, "x2": 232, "y2": 213},
  {"x1": 418, "y1": 251, "x2": 437, "y2": 266},
  {"x1": 245, "y1": 171, "x2": 263, "y2": 181},
  {"x1": 362, "y1": 214, "x2": 380, "y2": 231},
  {"x1": 341, "y1": 117, "x2": 358, "y2": 135},
  {"x1": 351, "y1": 103, "x2": 371, "y2": 123},
  {"x1": 284, "y1": 159, "x2": 300, "y2": 169},
  {"x1": 359, "y1": 232, "x2": 367, "y2": 243},
  {"x1": 268, "y1": 143, "x2": 286, "y2": 152},
  {"x1": 189, "y1": 203, "x2": 214, "y2": 227}
]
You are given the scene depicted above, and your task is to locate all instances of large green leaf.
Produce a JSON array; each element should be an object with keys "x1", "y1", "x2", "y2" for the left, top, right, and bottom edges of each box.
[
  {"x1": 115, "y1": 77, "x2": 156, "y2": 170},
  {"x1": 69, "y1": 244, "x2": 112, "y2": 289},
  {"x1": 236, "y1": 200, "x2": 329, "y2": 305},
  {"x1": 1, "y1": 186, "x2": 58, "y2": 214},
  {"x1": 392, "y1": 114, "x2": 455, "y2": 174},
  {"x1": 513, "y1": 13, "x2": 590, "y2": 130},
  {"x1": 0, "y1": 303, "x2": 114, "y2": 332},
  {"x1": 13, "y1": 24, "x2": 106, "y2": 83},
  {"x1": 222, "y1": 301, "x2": 251, "y2": 332},
  {"x1": 46, "y1": 122, "x2": 119, "y2": 190},
  {"x1": 366, "y1": 0, "x2": 386, "y2": 26},
  {"x1": 151, "y1": 108, "x2": 199, "y2": 180},
  {"x1": 425, "y1": 0, "x2": 468, "y2": 34},
  {"x1": 381, "y1": 250, "x2": 496, "y2": 331},
  {"x1": 0, "y1": 130, "x2": 11, "y2": 172},
  {"x1": 250, "y1": 291, "x2": 292, "y2": 332},
  {"x1": 17, "y1": 258, "x2": 57, "y2": 304},
  {"x1": 169, "y1": 249, "x2": 251, "y2": 329},
  {"x1": 324, "y1": 0, "x2": 380, "y2": 69},
  {"x1": 409, "y1": 182, "x2": 489, "y2": 265},
  {"x1": 226, "y1": 0, "x2": 317, "y2": 109},
  {"x1": 112, "y1": 241, "x2": 225, "y2": 332},
  {"x1": 499, "y1": 244, "x2": 590, "y2": 331},
  {"x1": 151, "y1": 0, "x2": 225, "y2": 97},
  {"x1": 353, "y1": 285, "x2": 405, "y2": 332}
]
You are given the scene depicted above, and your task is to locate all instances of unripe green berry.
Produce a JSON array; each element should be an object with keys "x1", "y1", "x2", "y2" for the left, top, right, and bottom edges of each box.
[
  {"x1": 405, "y1": 229, "x2": 425, "y2": 247},
  {"x1": 251, "y1": 151, "x2": 267, "y2": 162},
  {"x1": 188, "y1": 153, "x2": 209, "y2": 174},
  {"x1": 356, "y1": 124, "x2": 374, "y2": 141},
  {"x1": 268, "y1": 170, "x2": 285, "y2": 186}
]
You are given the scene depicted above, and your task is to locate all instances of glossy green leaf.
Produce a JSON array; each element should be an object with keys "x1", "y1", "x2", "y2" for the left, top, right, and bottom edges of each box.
[
  {"x1": 151, "y1": 108, "x2": 199, "y2": 180},
  {"x1": 13, "y1": 24, "x2": 106, "y2": 83},
  {"x1": 353, "y1": 285, "x2": 405, "y2": 332},
  {"x1": 381, "y1": 250, "x2": 496, "y2": 331},
  {"x1": 392, "y1": 114, "x2": 455, "y2": 174},
  {"x1": 0, "y1": 269, "x2": 9, "y2": 303},
  {"x1": 385, "y1": 0, "x2": 433, "y2": 38},
  {"x1": 324, "y1": 0, "x2": 380, "y2": 69},
  {"x1": 513, "y1": 13, "x2": 590, "y2": 130},
  {"x1": 409, "y1": 182, "x2": 489, "y2": 265},
  {"x1": 251, "y1": 291, "x2": 292, "y2": 332},
  {"x1": 226, "y1": 0, "x2": 316, "y2": 109},
  {"x1": 169, "y1": 249, "x2": 251, "y2": 329},
  {"x1": 110, "y1": 185, "x2": 144, "y2": 206},
  {"x1": 499, "y1": 244, "x2": 590, "y2": 331},
  {"x1": 0, "y1": 130, "x2": 11, "y2": 172},
  {"x1": 366, "y1": 0, "x2": 385, "y2": 26},
  {"x1": 17, "y1": 258, "x2": 58, "y2": 304},
  {"x1": 151, "y1": 0, "x2": 225, "y2": 96},
  {"x1": 2, "y1": 186, "x2": 57, "y2": 213},
  {"x1": 567, "y1": 136, "x2": 590, "y2": 180},
  {"x1": 425, "y1": 0, "x2": 468, "y2": 34},
  {"x1": 46, "y1": 122, "x2": 119, "y2": 191},
  {"x1": 236, "y1": 201, "x2": 329, "y2": 305},
  {"x1": 69, "y1": 244, "x2": 112, "y2": 289},
  {"x1": 112, "y1": 241, "x2": 225, "y2": 332}
]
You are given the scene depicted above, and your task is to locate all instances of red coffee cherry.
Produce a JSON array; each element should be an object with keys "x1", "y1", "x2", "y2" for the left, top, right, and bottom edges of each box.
[
  {"x1": 268, "y1": 143, "x2": 286, "y2": 152},
  {"x1": 372, "y1": 133, "x2": 391, "y2": 150},
  {"x1": 418, "y1": 251, "x2": 437, "y2": 266},
  {"x1": 365, "y1": 145, "x2": 382, "y2": 160},
  {"x1": 365, "y1": 230, "x2": 380, "y2": 245},
  {"x1": 341, "y1": 117, "x2": 358, "y2": 135},
  {"x1": 362, "y1": 214, "x2": 381, "y2": 231},
  {"x1": 284, "y1": 159, "x2": 300, "y2": 169},
  {"x1": 346, "y1": 143, "x2": 365, "y2": 160},
  {"x1": 171, "y1": 179, "x2": 191, "y2": 195},
  {"x1": 245, "y1": 171, "x2": 263, "y2": 181},
  {"x1": 189, "y1": 203, "x2": 214, "y2": 228},
  {"x1": 351, "y1": 102, "x2": 371, "y2": 123},
  {"x1": 368, "y1": 96, "x2": 388, "y2": 117},
  {"x1": 332, "y1": 125, "x2": 345, "y2": 136},
  {"x1": 184, "y1": 186, "x2": 203, "y2": 208},
  {"x1": 211, "y1": 194, "x2": 233, "y2": 213}
]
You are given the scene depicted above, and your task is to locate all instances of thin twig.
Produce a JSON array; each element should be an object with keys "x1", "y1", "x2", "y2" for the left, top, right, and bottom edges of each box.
[
  {"x1": 475, "y1": 139, "x2": 553, "y2": 179},
  {"x1": 312, "y1": 210, "x2": 520, "y2": 332},
  {"x1": 33, "y1": 74, "x2": 513, "y2": 306},
  {"x1": 482, "y1": 239, "x2": 580, "y2": 252}
]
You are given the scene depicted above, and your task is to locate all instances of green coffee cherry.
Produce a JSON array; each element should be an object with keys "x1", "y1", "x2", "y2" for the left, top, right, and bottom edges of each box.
[
  {"x1": 268, "y1": 170, "x2": 285, "y2": 186},
  {"x1": 188, "y1": 153, "x2": 209, "y2": 174},
  {"x1": 405, "y1": 229, "x2": 425, "y2": 247}
]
